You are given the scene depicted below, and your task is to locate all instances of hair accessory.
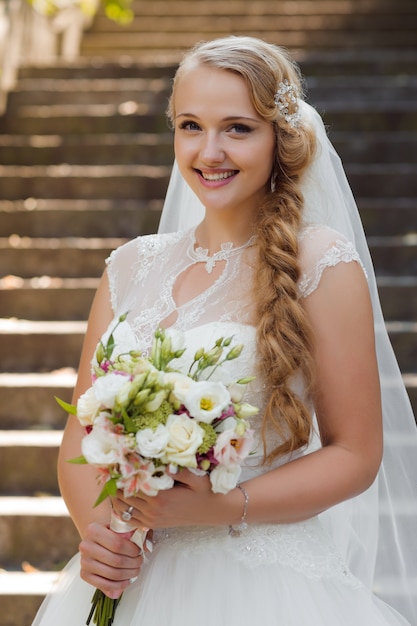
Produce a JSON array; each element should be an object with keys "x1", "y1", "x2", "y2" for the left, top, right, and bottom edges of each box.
[
  {"x1": 228, "y1": 483, "x2": 249, "y2": 537},
  {"x1": 274, "y1": 79, "x2": 301, "y2": 128}
]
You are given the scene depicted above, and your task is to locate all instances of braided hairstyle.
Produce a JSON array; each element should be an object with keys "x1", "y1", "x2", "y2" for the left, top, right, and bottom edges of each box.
[{"x1": 167, "y1": 36, "x2": 317, "y2": 463}]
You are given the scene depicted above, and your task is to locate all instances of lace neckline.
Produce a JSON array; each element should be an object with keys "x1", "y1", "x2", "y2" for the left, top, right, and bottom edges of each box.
[{"x1": 187, "y1": 230, "x2": 256, "y2": 274}]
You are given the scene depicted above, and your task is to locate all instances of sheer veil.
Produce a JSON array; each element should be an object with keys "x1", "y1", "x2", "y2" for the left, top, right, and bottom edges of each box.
[{"x1": 158, "y1": 100, "x2": 417, "y2": 623}]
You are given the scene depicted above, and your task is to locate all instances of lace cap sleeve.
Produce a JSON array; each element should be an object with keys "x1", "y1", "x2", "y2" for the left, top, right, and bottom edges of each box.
[
  {"x1": 105, "y1": 231, "x2": 182, "y2": 314},
  {"x1": 298, "y1": 225, "x2": 366, "y2": 299}
]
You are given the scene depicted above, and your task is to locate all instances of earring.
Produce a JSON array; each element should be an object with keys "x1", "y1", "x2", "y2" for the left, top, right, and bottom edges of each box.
[{"x1": 270, "y1": 172, "x2": 277, "y2": 193}]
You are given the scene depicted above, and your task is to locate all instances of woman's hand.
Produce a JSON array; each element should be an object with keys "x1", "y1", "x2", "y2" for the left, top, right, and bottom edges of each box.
[
  {"x1": 111, "y1": 470, "x2": 240, "y2": 530},
  {"x1": 79, "y1": 521, "x2": 145, "y2": 599}
]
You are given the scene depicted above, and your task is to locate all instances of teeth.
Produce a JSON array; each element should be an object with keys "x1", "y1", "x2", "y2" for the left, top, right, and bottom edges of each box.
[{"x1": 201, "y1": 171, "x2": 235, "y2": 181}]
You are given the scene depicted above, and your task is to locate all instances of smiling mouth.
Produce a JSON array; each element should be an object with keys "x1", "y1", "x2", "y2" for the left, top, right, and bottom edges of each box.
[{"x1": 197, "y1": 170, "x2": 238, "y2": 181}]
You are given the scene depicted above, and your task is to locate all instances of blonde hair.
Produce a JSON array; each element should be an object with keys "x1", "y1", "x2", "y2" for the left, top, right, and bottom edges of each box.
[{"x1": 168, "y1": 36, "x2": 317, "y2": 463}]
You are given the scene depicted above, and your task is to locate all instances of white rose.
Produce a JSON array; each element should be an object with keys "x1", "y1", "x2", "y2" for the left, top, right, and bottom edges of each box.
[
  {"x1": 76, "y1": 386, "x2": 101, "y2": 427},
  {"x1": 93, "y1": 372, "x2": 130, "y2": 408},
  {"x1": 183, "y1": 381, "x2": 231, "y2": 424},
  {"x1": 209, "y1": 463, "x2": 241, "y2": 494},
  {"x1": 162, "y1": 414, "x2": 204, "y2": 467},
  {"x1": 136, "y1": 425, "x2": 170, "y2": 458}
]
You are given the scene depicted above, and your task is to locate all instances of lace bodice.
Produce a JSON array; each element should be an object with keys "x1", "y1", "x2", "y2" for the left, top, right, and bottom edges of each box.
[
  {"x1": 106, "y1": 224, "x2": 362, "y2": 343},
  {"x1": 103, "y1": 224, "x2": 363, "y2": 479}
]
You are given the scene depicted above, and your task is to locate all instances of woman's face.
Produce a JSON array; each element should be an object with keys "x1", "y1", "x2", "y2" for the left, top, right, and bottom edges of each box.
[{"x1": 173, "y1": 64, "x2": 275, "y2": 220}]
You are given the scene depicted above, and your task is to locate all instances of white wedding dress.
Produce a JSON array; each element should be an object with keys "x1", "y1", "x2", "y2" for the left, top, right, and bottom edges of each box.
[{"x1": 32, "y1": 225, "x2": 411, "y2": 626}]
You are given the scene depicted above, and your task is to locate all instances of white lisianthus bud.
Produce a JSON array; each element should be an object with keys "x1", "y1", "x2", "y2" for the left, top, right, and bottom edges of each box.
[
  {"x1": 143, "y1": 389, "x2": 167, "y2": 412},
  {"x1": 226, "y1": 344, "x2": 244, "y2": 360},
  {"x1": 228, "y1": 382, "x2": 245, "y2": 403},
  {"x1": 234, "y1": 402, "x2": 259, "y2": 419}
]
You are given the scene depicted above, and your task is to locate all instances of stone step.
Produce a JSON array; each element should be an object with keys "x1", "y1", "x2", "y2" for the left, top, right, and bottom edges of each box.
[
  {"x1": 0, "y1": 237, "x2": 124, "y2": 278},
  {"x1": 0, "y1": 133, "x2": 174, "y2": 166},
  {"x1": 359, "y1": 198, "x2": 417, "y2": 237},
  {"x1": 0, "y1": 571, "x2": 59, "y2": 626},
  {"x1": 80, "y1": 29, "x2": 417, "y2": 57},
  {"x1": 0, "y1": 431, "x2": 62, "y2": 495},
  {"x1": 1, "y1": 275, "x2": 415, "y2": 323},
  {"x1": 0, "y1": 110, "x2": 170, "y2": 135},
  {"x1": 0, "y1": 496, "x2": 79, "y2": 569},
  {"x1": 0, "y1": 319, "x2": 85, "y2": 372},
  {"x1": 15, "y1": 49, "x2": 417, "y2": 81},
  {"x1": 69, "y1": 14, "x2": 417, "y2": 37},
  {"x1": 1, "y1": 317, "x2": 416, "y2": 374},
  {"x1": 0, "y1": 164, "x2": 170, "y2": 200},
  {"x1": 329, "y1": 132, "x2": 417, "y2": 165},
  {"x1": 368, "y1": 235, "x2": 417, "y2": 276},
  {"x1": 344, "y1": 163, "x2": 417, "y2": 198},
  {"x1": 6, "y1": 77, "x2": 172, "y2": 109},
  {"x1": 0, "y1": 197, "x2": 414, "y2": 238},
  {"x1": 0, "y1": 372, "x2": 74, "y2": 430},
  {"x1": 0, "y1": 199, "x2": 163, "y2": 238},
  {"x1": 114, "y1": 0, "x2": 417, "y2": 19},
  {"x1": 0, "y1": 277, "x2": 97, "y2": 321}
]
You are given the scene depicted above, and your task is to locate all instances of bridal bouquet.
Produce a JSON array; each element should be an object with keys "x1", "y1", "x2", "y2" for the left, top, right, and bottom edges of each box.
[{"x1": 57, "y1": 314, "x2": 257, "y2": 626}]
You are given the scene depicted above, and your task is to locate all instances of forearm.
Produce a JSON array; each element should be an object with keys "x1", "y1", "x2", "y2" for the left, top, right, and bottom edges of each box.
[{"x1": 237, "y1": 443, "x2": 380, "y2": 526}]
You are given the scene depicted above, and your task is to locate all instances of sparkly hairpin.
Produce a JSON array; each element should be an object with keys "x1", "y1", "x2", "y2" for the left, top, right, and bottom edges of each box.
[{"x1": 274, "y1": 79, "x2": 301, "y2": 128}]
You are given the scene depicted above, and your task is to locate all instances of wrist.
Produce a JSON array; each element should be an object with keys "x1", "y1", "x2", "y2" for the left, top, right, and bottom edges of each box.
[{"x1": 228, "y1": 483, "x2": 249, "y2": 537}]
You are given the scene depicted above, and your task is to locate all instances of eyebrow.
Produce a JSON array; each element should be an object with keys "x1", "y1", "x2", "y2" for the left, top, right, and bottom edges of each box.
[{"x1": 175, "y1": 113, "x2": 261, "y2": 123}]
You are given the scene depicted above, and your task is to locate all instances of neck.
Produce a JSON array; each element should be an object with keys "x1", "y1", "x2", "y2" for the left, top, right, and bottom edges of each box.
[{"x1": 195, "y1": 215, "x2": 255, "y2": 254}]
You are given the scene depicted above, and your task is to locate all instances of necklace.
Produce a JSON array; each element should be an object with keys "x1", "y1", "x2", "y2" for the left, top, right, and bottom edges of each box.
[{"x1": 187, "y1": 231, "x2": 256, "y2": 274}]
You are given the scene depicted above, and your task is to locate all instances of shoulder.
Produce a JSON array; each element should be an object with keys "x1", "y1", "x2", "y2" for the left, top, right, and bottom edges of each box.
[
  {"x1": 298, "y1": 224, "x2": 366, "y2": 299},
  {"x1": 107, "y1": 230, "x2": 185, "y2": 268}
]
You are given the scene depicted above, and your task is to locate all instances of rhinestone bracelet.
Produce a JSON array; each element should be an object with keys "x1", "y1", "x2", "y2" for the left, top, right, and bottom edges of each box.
[{"x1": 228, "y1": 483, "x2": 249, "y2": 537}]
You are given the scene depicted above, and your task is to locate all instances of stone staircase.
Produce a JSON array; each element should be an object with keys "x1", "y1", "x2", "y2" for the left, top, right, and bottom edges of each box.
[{"x1": 0, "y1": 1, "x2": 416, "y2": 625}]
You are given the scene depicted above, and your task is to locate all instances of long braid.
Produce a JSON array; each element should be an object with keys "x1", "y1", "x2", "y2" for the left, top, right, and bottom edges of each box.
[{"x1": 255, "y1": 172, "x2": 315, "y2": 461}]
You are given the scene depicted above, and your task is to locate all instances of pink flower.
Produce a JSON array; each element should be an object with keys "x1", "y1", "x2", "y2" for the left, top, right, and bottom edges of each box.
[{"x1": 213, "y1": 428, "x2": 254, "y2": 465}]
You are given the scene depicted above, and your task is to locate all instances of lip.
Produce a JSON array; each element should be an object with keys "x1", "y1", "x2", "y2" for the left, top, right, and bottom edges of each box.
[{"x1": 195, "y1": 168, "x2": 239, "y2": 187}]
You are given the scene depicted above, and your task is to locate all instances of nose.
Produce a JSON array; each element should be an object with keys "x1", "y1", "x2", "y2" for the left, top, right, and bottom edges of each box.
[{"x1": 200, "y1": 132, "x2": 225, "y2": 164}]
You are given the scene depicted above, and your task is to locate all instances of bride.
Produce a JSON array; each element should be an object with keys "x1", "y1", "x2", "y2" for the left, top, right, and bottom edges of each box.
[{"x1": 32, "y1": 36, "x2": 417, "y2": 625}]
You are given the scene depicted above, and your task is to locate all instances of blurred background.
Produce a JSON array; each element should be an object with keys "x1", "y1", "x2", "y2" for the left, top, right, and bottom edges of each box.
[{"x1": 0, "y1": 1, "x2": 416, "y2": 624}]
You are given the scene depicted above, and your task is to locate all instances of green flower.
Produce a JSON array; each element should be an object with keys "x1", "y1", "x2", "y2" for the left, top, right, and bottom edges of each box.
[
  {"x1": 132, "y1": 400, "x2": 173, "y2": 430},
  {"x1": 197, "y1": 422, "x2": 217, "y2": 454}
]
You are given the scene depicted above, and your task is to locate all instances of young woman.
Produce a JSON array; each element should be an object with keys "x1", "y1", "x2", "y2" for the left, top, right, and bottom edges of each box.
[{"x1": 32, "y1": 36, "x2": 417, "y2": 625}]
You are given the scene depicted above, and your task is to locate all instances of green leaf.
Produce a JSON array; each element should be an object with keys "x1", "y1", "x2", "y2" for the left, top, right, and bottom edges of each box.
[
  {"x1": 54, "y1": 396, "x2": 77, "y2": 415},
  {"x1": 94, "y1": 478, "x2": 118, "y2": 507},
  {"x1": 68, "y1": 455, "x2": 88, "y2": 464}
]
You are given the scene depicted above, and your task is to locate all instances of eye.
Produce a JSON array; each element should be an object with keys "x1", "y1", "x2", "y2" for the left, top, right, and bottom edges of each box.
[
  {"x1": 228, "y1": 123, "x2": 252, "y2": 135},
  {"x1": 178, "y1": 120, "x2": 201, "y2": 132}
]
